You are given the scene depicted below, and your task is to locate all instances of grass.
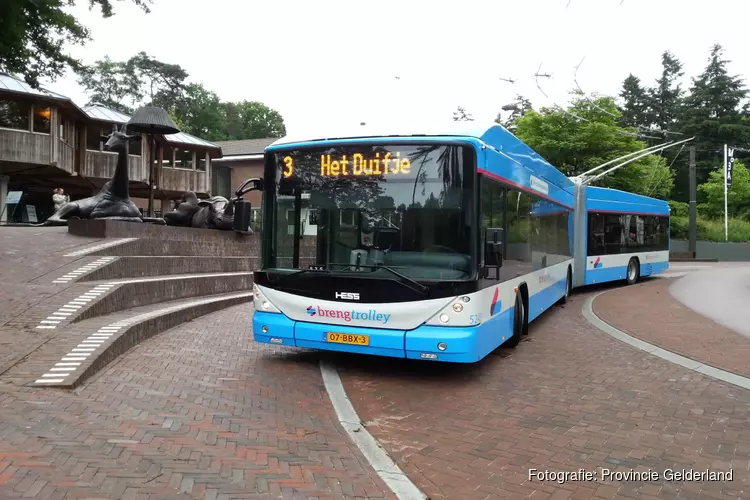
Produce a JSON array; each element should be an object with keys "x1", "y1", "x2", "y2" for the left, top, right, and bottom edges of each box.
[{"x1": 670, "y1": 215, "x2": 750, "y2": 242}]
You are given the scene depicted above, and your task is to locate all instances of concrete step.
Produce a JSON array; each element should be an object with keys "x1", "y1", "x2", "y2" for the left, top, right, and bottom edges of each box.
[
  {"x1": 78, "y1": 256, "x2": 257, "y2": 281},
  {"x1": 2, "y1": 291, "x2": 254, "y2": 389},
  {"x1": 89, "y1": 237, "x2": 259, "y2": 257},
  {"x1": 70, "y1": 272, "x2": 254, "y2": 323}
]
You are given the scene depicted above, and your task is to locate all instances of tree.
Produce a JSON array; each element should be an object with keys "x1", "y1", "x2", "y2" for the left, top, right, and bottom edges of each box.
[
  {"x1": 649, "y1": 50, "x2": 684, "y2": 132},
  {"x1": 698, "y1": 160, "x2": 750, "y2": 219},
  {"x1": 618, "y1": 74, "x2": 650, "y2": 130},
  {"x1": 76, "y1": 56, "x2": 139, "y2": 114},
  {"x1": 453, "y1": 106, "x2": 473, "y2": 121},
  {"x1": 77, "y1": 51, "x2": 189, "y2": 114},
  {"x1": 224, "y1": 101, "x2": 286, "y2": 139},
  {"x1": 514, "y1": 92, "x2": 673, "y2": 198},
  {"x1": 174, "y1": 84, "x2": 226, "y2": 141},
  {"x1": 677, "y1": 44, "x2": 750, "y2": 201},
  {"x1": 77, "y1": 53, "x2": 287, "y2": 140},
  {"x1": 0, "y1": 0, "x2": 151, "y2": 88},
  {"x1": 496, "y1": 95, "x2": 532, "y2": 133}
]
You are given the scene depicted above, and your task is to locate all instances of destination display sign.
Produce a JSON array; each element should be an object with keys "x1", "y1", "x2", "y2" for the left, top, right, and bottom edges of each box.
[{"x1": 282, "y1": 152, "x2": 412, "y2": 179}]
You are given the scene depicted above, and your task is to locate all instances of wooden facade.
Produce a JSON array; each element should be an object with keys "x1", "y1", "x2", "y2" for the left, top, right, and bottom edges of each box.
[{"x1": 0, "y1": 75, "x2": 221, "y2": 222}]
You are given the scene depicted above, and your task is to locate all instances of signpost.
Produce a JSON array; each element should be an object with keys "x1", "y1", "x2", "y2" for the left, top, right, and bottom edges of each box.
[{"x1": 0, "y1": 190, "x2": 23, "y2": 223}]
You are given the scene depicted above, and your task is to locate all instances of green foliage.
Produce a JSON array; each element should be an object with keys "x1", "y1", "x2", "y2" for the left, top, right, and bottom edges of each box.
[
  {"x1": 514, "y1": 93, "x2": 672, "y2": 198},
  {"x1": 78, "y1": 54, "x2": 287, "y2": 140},
  {"x1": 649, "y1": 51, "x2": 684, "y2": 132},
  {"x1": 667, "y1": 200, "x2": 688, "y2": 217},
  {"x1": 0, "y1": 0, "x2": 151, "y2": 88},
  {"x1": 670, "y1": 215, "x2": 750, "y2": 242},
  {"x1": 676, "y1": 44, "x2": 750, "y2": 201},
  {"x1": 496, "y1": 95, "x2": 532, "y2": 133},
  {"x1": 618, "y1": 75, "x2": 650, "y2": 129},
  {"x1": 697, "y1": 159, "x2": 750, "y2": 218}
]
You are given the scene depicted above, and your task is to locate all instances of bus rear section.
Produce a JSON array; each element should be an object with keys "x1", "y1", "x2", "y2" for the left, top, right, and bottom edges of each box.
[{"x1": 579, "y1": 185, "x2": 670, "y2": 285}]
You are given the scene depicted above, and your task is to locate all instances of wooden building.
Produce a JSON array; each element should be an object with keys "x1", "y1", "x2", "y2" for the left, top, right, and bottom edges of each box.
[{"x1": 0, "y1": 72, "x2": 222, "y2": 222}]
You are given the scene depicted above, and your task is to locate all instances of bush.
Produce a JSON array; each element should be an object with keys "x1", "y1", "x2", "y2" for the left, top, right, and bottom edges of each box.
[
  {"x1": 668, "y1": 200, "x2": 689, "y2": 218},
  {"x1": 669, "y1": 215, "x2": 750, "y2": 242}
]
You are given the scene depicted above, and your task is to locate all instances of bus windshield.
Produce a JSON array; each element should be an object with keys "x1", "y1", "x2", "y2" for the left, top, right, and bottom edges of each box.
[{"x1": 264, "y1": 143, "x2": 475, "y2": 281}]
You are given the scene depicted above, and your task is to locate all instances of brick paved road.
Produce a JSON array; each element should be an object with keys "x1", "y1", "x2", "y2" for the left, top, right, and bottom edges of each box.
[
  {"x1": 338, "y1": 289, "x2": 750, "y2": 500},
  {"x1": 595, "y1": 276, "x2": 750, "y2": 378},
  {"x1": 0, "y1": 304, "x2": 395, "y2": 500}
]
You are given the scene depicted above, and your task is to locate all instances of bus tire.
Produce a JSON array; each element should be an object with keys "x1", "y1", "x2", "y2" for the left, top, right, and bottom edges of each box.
[
  {"x1": 626, "y1": 258, "x2": 640, "y2": 285},
  {"x1": 560, "y1": 267, "x2": 572, "y2": 305},
  {"x1": 506, "y1": 292, "x2": 523, "y2": 348}
]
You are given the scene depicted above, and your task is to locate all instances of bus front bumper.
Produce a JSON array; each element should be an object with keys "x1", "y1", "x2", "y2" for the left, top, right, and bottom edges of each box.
[{"x1": 252, "y1": 311, "x2": 489, "y2": 363}]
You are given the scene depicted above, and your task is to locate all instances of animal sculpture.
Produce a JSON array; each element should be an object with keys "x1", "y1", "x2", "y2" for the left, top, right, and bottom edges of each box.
[{"x1": 43, "y1": 125, "x2": 144, "y2": 225}]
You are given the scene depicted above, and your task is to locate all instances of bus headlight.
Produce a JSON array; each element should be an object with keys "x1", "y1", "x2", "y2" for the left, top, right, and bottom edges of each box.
[
  {"x1": 461, "y1": 296, "x2": 470, "y2": 303},
  {"x1": 262, "y1": 301, "x2": 270, "y2": 310},
  {"x1": 261, "y1": 325, "x2": 269, "y2": 333},
  {"x1": 452, "y1": 303, "x2": 463, "y2": 313},
  {"x1": 439, "y1": 314, "x2": 450, "y2": 323},
  {"x1": 437, "y1": 342, "x2": 447, "y2": 351}
]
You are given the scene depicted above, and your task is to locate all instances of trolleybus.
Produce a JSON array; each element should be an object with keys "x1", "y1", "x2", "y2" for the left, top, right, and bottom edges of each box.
[{"x1": 249, "y1": 123, "x2": 669, "y2": 362}]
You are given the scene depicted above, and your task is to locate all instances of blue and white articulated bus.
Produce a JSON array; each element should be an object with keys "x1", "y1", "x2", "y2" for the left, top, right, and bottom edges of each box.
[
  {"x1": 250, "y1": 123, "x2": 669, "y2": 363},
  {"x1": 571, "y1": 183, "x2": 670, "y2": 288}
]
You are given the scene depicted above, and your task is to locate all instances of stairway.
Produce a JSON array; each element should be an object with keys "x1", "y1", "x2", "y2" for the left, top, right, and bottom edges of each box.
[{"x1": 11, "y1": 221, "x2": 259, "y2": 389}]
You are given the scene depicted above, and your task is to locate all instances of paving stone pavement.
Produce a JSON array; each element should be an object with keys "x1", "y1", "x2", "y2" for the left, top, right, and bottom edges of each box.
[
  {"x1": 338, "y1": 289, "x2": 750, "y2": 500},
  {"x1": 594, "y1": 277, "x2": 750, "y2": 378},
  {"x1": 0, "y1": 304, "x2": 397, "y2": 500}
]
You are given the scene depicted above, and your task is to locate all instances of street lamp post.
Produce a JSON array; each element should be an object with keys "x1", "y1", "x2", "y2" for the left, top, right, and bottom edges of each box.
[{"x1": 126, "y1": 107, "x2": 180, "y2": 218}]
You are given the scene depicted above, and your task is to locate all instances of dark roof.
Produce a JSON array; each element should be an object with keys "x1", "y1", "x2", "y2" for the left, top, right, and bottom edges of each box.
[{"x1": 213, "y1": 138, "x2": 277, "y2": 156}]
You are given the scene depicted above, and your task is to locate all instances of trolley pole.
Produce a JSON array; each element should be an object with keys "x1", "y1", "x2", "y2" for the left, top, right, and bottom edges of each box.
[{"x1": 688, "y1": 146, "x2": 697, "y2": 258}]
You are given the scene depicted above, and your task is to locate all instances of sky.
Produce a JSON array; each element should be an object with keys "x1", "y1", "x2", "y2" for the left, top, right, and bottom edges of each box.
[{"x1": 46, "y1": 0, "x2": 750, "y2": 138}]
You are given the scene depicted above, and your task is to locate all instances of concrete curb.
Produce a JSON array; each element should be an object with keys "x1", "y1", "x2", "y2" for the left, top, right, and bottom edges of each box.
[
  {"x1": 320, "y1": 361, "x2": 428, "y2": 500},
  {"x1": 583, "y1": 291, "x2": 750, "y2": 391}
]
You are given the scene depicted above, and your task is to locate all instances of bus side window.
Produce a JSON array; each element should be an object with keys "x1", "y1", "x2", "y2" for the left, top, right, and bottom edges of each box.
[{"x1": 479, "y1": 176, "x2": 505, "y2": 277}]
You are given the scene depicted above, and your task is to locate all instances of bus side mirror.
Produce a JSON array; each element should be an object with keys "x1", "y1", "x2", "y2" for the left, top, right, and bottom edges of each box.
[
  {"x1": 484, "y1": 227, "x2": 503, "y2": 270},
  {"x1": 233, "y1": 200, "x2": 252, "y2": 233}
]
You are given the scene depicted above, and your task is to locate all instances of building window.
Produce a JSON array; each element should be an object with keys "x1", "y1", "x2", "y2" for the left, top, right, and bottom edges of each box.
[
  {"x1": 0, "y1": 99, "x2": 31, "y2": 131},
  {"x1": 32, "y1": 106, "x2": 51, "y2": 133},
  {"x1": 197, "y1": 153, "x2": 207, "y2": 171},
  {"x1": 175, "y1": 149, "x2": 193, "y2": 169},
  {"x1": 128, "y1": 134, "x2": 141, "y2": 156},
  {"x1": 86, "y1": 126, "x2": 106, "y2": 151},
  {"x1": 213, "y1": 166, "x2": 232, "y2": 199},
  {"x1": 162, "y1": 146, "x2": 174, "y2": 167},
  {"x1": 308, "y1": 208, "x2": 319, "y2": 226}
]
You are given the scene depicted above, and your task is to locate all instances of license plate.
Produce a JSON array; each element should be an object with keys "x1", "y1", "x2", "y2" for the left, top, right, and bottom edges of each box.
[{"x1": 326, "y1": 332, "x2": 370, "y2": 345}]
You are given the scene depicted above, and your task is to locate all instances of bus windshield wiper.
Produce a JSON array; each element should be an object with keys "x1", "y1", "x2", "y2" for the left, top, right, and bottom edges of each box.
[
  {"x1": 365, "y1": 264, "x2": 429, "y2": 296},
  {"x1": 325, "y1": 263, "x2": 429, "y2": 296},
  {"x1": 272, "y1": 267, "x2": 331, "y2": 285}
]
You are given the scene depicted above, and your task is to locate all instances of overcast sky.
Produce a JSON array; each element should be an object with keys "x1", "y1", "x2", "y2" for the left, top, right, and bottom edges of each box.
[{"x1": 48, "y1": 0, "x2": 750, "y2": 137}]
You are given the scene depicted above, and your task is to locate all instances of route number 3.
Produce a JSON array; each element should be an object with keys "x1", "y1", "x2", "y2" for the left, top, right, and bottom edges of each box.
[{"x1": 283, "y1": 156, "x2": 294, "y2": 178}]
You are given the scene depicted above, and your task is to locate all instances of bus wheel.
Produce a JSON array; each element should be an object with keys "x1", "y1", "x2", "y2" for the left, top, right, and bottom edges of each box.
[
  {"x1": 626, "y1": 258, "x2": 640, "y2": 285},
  {"x1": 506, "y1": 292, "x2": 523, "y2": 348},
  {"x1": 560, "y1": 268, "x2": 572, "y2": 305}
]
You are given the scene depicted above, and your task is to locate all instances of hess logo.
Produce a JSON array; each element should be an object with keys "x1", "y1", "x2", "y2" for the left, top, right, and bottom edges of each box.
[{"x1": 335, "y1": 292, "x2": 360, "y2": 300}]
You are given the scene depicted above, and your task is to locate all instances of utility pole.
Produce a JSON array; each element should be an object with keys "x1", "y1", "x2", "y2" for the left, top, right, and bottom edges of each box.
[
  {"x1": 724, "y1": 144, "x2": 728, "y2": 241},
  {"x1": 688, "y1": 146, "x2": 696, "y2": 258}
]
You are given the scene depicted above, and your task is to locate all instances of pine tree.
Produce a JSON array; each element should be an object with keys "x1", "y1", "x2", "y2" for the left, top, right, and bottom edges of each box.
[
  {"x1": 676, "y1": 44, "x2": 750, "y2": 202},
  {"x1": 619, "y1": 74, "x2": 650, "y2": 129},
  {"x1": 649, "y1": 51, "x2": 685, "y2": 132},
  {"x1": 496, "y1": 94, "x2": 532, "y2": 133}
]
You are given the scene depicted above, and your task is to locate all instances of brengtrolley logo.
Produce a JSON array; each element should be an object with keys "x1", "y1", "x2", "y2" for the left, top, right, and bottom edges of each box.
[
  {"x1": 591, "y1": 257, "x2": 603, "y2": 269},
  {"x1": 307, "y1": 305, "x2": 391, "y2": 324}
]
